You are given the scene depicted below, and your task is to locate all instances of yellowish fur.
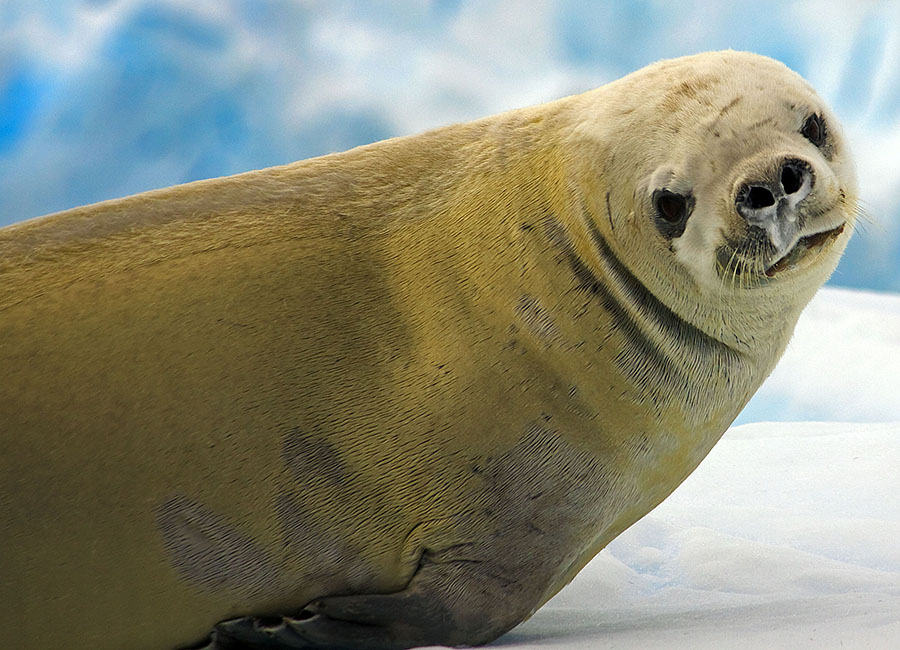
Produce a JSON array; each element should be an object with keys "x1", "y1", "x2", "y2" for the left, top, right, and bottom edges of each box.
[{"x1": 0, "y1": 51, "x2": 856, "y2": 650}]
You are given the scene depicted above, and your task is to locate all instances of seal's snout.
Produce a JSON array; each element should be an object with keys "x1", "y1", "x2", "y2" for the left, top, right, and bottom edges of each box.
[
  {"x1": 736, "y1": 158, "x2": 813, "y2": 218},
  {"x1": 735, "y1": 157, "x2": 814, "y2": 253}
]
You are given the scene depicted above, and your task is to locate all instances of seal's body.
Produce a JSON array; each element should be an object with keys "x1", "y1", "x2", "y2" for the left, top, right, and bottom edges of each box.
[{"x1": 0, "y1": 51, "x2": 857, "y2": 650}]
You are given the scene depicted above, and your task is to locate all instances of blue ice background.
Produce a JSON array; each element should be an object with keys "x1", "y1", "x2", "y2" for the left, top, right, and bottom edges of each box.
[{"x1": 2, "y1": 1, "x2": 898, "y2": 424}]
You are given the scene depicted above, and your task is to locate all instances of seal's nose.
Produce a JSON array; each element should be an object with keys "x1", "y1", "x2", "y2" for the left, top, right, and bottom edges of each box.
[
  {"x1": 779, "y1": 159, "x2": 808, "y2": 196},
  {"x1": 735, "y1": 158, "x2": 815, "y2": 254},
  {"x1": 736, "y1": 158, "x2": 814, "y2": 222}
]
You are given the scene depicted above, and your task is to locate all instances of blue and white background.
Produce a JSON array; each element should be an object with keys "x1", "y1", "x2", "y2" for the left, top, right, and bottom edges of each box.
[
  {"x1": 3, "y1": 2, "x2": 899, "y2": 648},
  {"x1": 3, "y1": 1, "x2": 900, "y2": 292}
]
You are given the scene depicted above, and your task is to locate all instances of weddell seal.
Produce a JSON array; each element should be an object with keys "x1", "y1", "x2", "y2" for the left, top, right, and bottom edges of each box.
[{"x1": 0, "y1": 50, "x2": 857, "y2": 650}]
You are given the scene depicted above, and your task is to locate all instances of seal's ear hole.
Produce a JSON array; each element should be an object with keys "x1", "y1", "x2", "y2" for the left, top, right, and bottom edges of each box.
[
  {"x1": 655, "y1": 191, "x2": 688, "y2": 223},
  {"x1": 801, "y1": 113, "x2": 826, "y2": 148}
]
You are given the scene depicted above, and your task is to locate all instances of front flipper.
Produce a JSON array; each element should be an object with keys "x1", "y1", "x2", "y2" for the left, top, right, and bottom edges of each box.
[
  {"x1": 190, "y1": 424, "x2": 607, "y2": 649},
  {"x1": 191, "y1": 615, "x2": 311, "y2": 649},
  {"x1": 189, "y1": 558, "x2": 543, "y2": 650}
]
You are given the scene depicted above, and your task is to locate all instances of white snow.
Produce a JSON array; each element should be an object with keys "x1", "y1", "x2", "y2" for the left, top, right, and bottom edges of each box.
[{"x1": 738, "y1": 287, "x2": 900, "y2": 423}]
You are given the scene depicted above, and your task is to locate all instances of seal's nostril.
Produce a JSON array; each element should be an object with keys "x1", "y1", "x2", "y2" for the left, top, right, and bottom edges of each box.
[
  {"x1": 747, "y1": 186, "x2": 775, "y2": 209},
  {"x1": 781, "y1": 164, "x2": 802, "y2": 195}
]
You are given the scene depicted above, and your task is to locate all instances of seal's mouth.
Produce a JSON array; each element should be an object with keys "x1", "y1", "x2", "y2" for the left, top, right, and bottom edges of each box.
[{"x1": 764, "y1": 223, "x2": 845, "y2": 277}]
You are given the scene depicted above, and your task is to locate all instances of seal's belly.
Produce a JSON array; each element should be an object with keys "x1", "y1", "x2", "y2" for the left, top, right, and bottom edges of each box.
[
  {"x1": 0, "y1": 244, "x2": 694, "y2": 650},
  {"x1": 0, "y1": 239, "x2": 542, "y2": 648}
]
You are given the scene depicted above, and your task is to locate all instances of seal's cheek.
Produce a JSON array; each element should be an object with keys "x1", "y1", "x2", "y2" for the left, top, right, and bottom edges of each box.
[{"x1": 667, "y1": 197, "x2": 740, "y2": 288}]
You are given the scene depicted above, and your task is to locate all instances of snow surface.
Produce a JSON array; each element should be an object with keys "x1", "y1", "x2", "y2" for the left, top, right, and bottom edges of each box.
[
  {"x1": 464, "y1": 287, "x2": 900, "y2": 650},
  {"x1": 739, "y1": 287, "x2": 900, "y2": 424}
]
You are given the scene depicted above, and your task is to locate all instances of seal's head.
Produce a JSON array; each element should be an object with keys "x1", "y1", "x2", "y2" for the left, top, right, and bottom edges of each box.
[{"x1": 577, "y1": 50, "x2": 858, "y2": 348}]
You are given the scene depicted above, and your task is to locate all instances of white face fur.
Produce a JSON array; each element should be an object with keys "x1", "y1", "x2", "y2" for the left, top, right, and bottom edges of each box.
[
  {"x1": 589, "y1": 51, "x2": 858, "y2": 304},
  {"x1": 665, "y1": 74, "x2": 856, "y2": 291}
]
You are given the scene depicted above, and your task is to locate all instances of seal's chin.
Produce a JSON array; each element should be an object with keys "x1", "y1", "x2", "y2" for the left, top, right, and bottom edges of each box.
[{"x1": 764, "y1": 223, "x2": 846, "y2": 277}]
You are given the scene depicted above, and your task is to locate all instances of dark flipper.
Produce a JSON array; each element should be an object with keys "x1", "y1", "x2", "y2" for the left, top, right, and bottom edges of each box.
[
  {"x1": 189, "y1": 616, "x2": 308, "y2": 649},
  {"x1": 188, "y1": 425, "x2": 605, "y2": 649},
  {"x1": 187, "y1": 558, "x2": 542, "y2": 650}
]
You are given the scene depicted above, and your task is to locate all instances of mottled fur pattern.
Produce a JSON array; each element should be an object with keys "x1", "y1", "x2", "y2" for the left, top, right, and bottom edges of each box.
[{"x1": 0, "y1": 51, "x2": 856, "y2": 650}]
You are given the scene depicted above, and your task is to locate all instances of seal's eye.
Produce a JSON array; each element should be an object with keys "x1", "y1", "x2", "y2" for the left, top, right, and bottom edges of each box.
[
  {"x1": 652, "y1": 189, "x2": 694, "y2": 238},
  {"x1": 801, "y1": 113, "x2": 826, "y2": 148},
  {"x1": 657, "y1": 192, "x2": 687, "y2": 223}
]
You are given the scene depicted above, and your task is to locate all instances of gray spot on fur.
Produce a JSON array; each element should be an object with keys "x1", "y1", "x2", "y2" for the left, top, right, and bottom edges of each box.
[
  {"x1": 282, "y1": 428, "x2": 346, "y2": 487},
  {"x1": 475, "y1": 420, "x2": 613, "y2": 560},
  {"x1": 562, "y1": 383, "x2": 596, "y2": 420},
  {"x1": 274, "y1": 491, "x2": 372, "y2": 590},
  {"x1": 714, "y1": 96, "x2": 743, "y2": 122},
  {"x1": 515, "y1": 295, "x2": 562, "y2": 345},
  {"x1": 156, "y1": 495, "x2": 283, "y2": 598},
  {"x1": 605, "y1": 191, "x2": 614, "y2": 232},
  {"x1": 749, "y1": 117, "x2": 775, "y2": 130},
  {"x1": 542, "y1": 215, "x2": 569, "y2": 250},
  {"x1": 275, "y1": 492, "x2": 346, "y2": 566}
]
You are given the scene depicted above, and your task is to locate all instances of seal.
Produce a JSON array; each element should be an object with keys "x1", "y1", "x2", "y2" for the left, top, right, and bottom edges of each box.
[{"x1": 0, "y1": 51, "x2": 857, "y2": 650}]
